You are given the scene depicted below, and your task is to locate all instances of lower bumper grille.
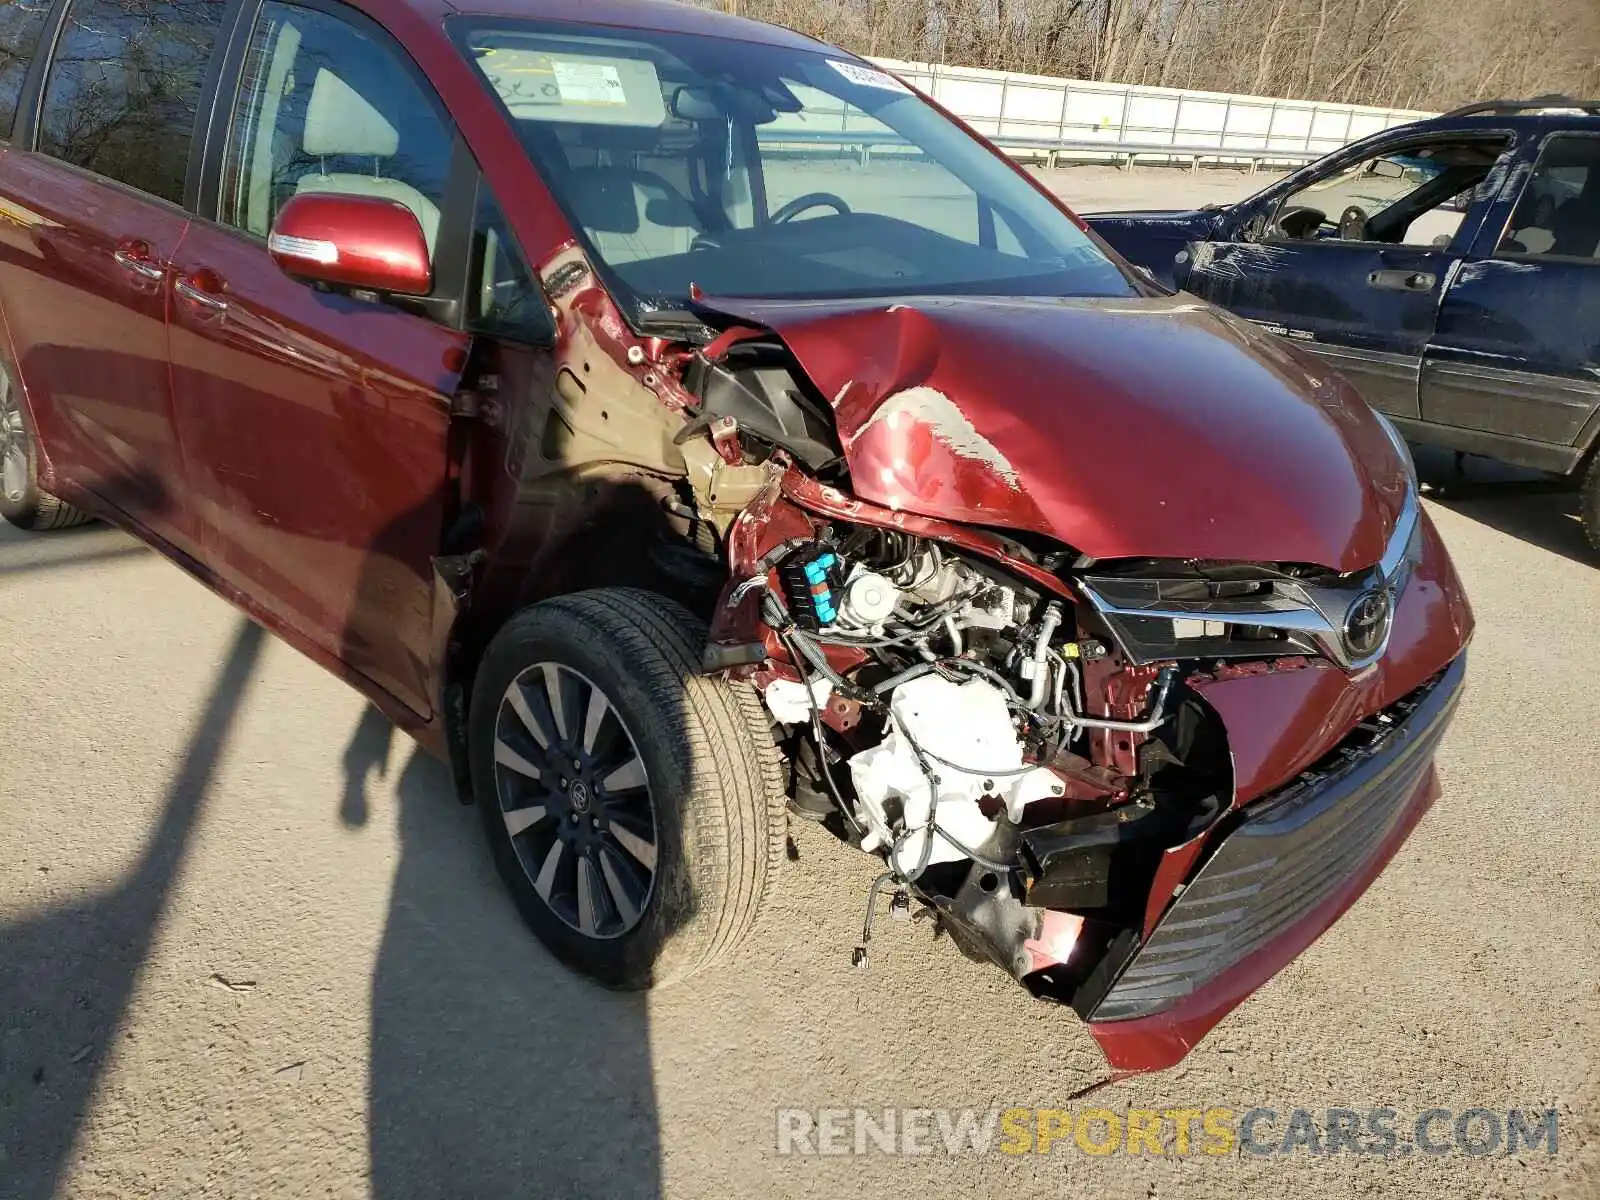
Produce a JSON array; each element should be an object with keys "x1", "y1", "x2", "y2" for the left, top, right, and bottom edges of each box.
[{"x1": 1090, "y1": 653, "x2": 1466, "y2": 1023}]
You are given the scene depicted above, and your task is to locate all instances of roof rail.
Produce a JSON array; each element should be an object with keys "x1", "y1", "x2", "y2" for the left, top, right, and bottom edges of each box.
[{"x1": 1442, "y1": 94, "x2": 1600, "y2": 118}]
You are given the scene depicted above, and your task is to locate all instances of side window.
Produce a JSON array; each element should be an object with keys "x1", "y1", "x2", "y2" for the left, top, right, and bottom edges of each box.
[
  {"x1": 36, "y1": 0, "x2": 225, "y2": 204},
  {"x1": 0, "y1": 0, "x2": 52, "y2": 140},
  {"x1": 1268, "y1": 140, "x2": 1504, "y2": 248},
  {"x1": 469, "y1": 186, "x2": 549, "y2": 343},
  {"x1": 220, "y1": 1, "x2": 452, "y2": 259},
  {"x1": 1498, "y1": 136, "x2": 1600, "y2": 261}
]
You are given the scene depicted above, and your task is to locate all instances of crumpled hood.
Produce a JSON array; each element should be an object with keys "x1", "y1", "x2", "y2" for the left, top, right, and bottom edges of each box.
[{"x1": 711, "y1": 294, "x2": 1409, "y2": 572}]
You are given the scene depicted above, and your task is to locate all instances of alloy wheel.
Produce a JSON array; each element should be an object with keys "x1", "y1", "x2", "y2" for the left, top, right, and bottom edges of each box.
[
  {"x1": 0, "y1": 372, "x2": 27, "y2": 505},
  {"x1": 492, "y1": 662, "x2": 659, "y2": 939}
]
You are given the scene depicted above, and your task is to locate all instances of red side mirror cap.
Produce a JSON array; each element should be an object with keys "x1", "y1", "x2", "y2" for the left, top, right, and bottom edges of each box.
[{"x1": 267, "y1": 193, "x2": 431, "y2": 296}]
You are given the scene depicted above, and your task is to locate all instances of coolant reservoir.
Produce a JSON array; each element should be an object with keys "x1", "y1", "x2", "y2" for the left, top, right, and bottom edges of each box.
[{"x1": 848, "y1": 674, "x2": 1059, "y2": 874}]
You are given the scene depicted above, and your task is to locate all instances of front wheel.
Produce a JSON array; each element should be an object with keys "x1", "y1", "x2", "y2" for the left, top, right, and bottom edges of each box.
[
  {"x1": 1581, "y1": 454, "x2": 1600, "y2": 560},
  {"x1": 0, "y1": 365, "x2": 91, "y2": 531},
  {"x1": 468, "y1": 588, "x2": 785, "y2": 988}
]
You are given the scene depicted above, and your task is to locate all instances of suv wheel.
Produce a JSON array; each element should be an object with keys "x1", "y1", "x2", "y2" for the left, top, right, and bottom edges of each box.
[
  {"x1": 468, "y1": 588, "x2": 785, "y2": 988},
  {"x1": 1582, "y1": 454, "x2": 1600, "y2": 559},
  {"x1": 0, "y1": 367, "x2": 91, "y2": 531}
]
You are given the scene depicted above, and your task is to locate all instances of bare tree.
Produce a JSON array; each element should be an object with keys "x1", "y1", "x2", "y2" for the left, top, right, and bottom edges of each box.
[{"x1": 702, "y1": 0, "x2": 1600, "y2": 111}]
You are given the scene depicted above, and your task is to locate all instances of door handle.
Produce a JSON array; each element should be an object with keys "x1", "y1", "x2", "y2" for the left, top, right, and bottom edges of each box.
[
  {"x1": 1367, "y1": 268, "x2": 1436, "y2": 292},
  {"x1": 112, "y1": 245, "x2": 165, "y2": 281},
  {"x1": 174, "y1": 275, "x2": 228, "y2": 312}
]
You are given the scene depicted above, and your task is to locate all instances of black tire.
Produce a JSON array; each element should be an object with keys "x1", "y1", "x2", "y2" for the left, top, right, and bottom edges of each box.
[
  {"x1": 1581, "y1": 453, "x2": 1600, "y2": 560},
  {"x1": 468, "y1": 587, "x2": 785, "y2": 989},
  {"x1": 0, "y1": 365, "x2": 91, "y2": 531}
]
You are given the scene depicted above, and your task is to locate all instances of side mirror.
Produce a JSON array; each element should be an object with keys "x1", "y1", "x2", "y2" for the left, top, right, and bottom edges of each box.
[
  {"x1": 1225, "y1": 203, "x2": 1270, "y2": 242},
  {"x1": 267, "y1": 193, "x2": 432, "y2": 296}
]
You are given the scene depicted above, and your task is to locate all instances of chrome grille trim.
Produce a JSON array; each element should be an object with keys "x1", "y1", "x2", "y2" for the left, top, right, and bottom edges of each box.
[{"x1": 1080, "y1": 487, "x2": 1420, "y2": 670}]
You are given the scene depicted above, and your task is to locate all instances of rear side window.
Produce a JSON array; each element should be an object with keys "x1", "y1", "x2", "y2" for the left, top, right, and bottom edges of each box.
[
  {"x1": 1499, "y1": 136, "x2": 1600, "y2": 261},
  {"x1": 36, "y1": 0, "x2": 226, "y2": 204},
  {"x1": 0, "y1": 0, "x2": 52, "y2": 140}
]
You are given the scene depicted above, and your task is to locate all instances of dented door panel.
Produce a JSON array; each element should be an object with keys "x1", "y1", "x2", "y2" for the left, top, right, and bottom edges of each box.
[
  {"x1": 1423, "y1": 257, "x2": 1600, "y2": 443},
  {"x1": 1181, "y1": 238, "x2": 1452, "y2": 419}
]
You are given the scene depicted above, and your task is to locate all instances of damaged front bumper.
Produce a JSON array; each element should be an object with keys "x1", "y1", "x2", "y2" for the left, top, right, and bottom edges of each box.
[{"x1": 1082, "y1": 651, "x2": 1466, "y2": 1073}]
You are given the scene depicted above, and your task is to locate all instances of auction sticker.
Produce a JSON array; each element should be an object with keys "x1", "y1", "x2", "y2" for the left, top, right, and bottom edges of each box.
[
  {"x1": 552, "y1": 60, "x2": 627, "y2": 105},
  {"x1": 826, "y1": 60, "x2": 910, "y2": 93}
]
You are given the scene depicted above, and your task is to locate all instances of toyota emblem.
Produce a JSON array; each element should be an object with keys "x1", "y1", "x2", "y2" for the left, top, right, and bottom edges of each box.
[{"x1": 1343, "y1": 588, "x2": 1394, "y2": 661}]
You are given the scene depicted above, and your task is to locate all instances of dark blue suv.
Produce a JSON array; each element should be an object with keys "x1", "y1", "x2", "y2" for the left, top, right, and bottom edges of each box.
[{"x1": 1087, "y1": 97, "x2": 1600, "y2": 555}]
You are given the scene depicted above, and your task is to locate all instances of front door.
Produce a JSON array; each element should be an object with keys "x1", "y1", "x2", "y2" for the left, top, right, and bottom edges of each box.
[
  {"x1": 0, "y1": 0, "x2": 228, "y2": 558},
  {"x1": 1422, "y1": 132, "x2": 1600, "y2": 463},
  {"x1": 1184, "y1": 134, "x2": 1512, "y2": 420},
  {"x1": 167, "y1": 0, "x2": 466, "y2": 717}
]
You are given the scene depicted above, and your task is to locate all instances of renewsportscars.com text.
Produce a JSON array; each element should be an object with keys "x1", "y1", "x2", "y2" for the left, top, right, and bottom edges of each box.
[{"x1": 775, "y1": 1106, "x2": 1561, "y2": 1158}]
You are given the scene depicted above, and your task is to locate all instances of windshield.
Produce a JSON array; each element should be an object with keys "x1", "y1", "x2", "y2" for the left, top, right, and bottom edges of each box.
[{"x1": 452, "y1": 20, "x2": 1135, "y2": 314}]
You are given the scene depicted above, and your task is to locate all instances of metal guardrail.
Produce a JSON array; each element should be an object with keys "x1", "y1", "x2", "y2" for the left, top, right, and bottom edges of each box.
[
  {"x1": 868, "y1": 56, "x2": 1435, "y2": 170},
  {"x1": 760, "y1": 127, "x2": 1328, "y2": 172},
  {"x1": 977, "y1": 136, "x2": 1324, "y2": 171}
]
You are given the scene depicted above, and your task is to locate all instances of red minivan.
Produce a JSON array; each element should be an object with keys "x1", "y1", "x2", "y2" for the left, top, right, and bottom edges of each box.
[{"x1": 0, "y1": 0, "x2": 1472, "y2": 1073}]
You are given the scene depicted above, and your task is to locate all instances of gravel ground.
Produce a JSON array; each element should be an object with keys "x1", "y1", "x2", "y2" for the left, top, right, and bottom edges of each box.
[
  {"x1": 1034, "y1": 161, "x2": 1276, "y2": 213},
  {"x1": 2, "y1": 168, "x2": 1598, "y2": 1200}
]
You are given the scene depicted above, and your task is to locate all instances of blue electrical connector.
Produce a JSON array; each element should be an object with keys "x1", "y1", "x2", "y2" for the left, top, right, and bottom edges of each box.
[{"x1": 779, "y1": 545, "x2": 842, "y2": 630}]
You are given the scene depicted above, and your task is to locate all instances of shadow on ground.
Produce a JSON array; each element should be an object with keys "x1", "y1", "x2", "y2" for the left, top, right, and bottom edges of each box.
[
  {"x1": 1, "y1": 620, "x2": 662, "y2": 1199},
  {"x1": 0, "y1": 520, "x2": 146, "y2": 577},
  {"x1": 0, "y1": 620, "x2": 264, "y2": 1200},
  {"x1": 327, "y1": 472, "x2": 667, "y2": 1197},
  {"x1": 1414, "y1": 446, "x2": 1593, "y2": 566},
  {"x1": 355, "y1": 740, "x2": 661, "y2": 1199}
]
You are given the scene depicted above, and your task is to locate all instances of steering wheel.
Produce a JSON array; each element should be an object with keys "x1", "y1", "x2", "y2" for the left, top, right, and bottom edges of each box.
[
  {"x1": 770, "y1": 192, "x2": 852, "y2": 224},
  {"x1": 1272, "y1": 205, "x2": 1326, "y2": 240},
  {"x1": 1337, "y1": 205, "x2": 1371, "y2": 241}
]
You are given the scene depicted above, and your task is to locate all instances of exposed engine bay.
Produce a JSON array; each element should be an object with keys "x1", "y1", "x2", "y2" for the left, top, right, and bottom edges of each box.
[{"x1": 743, "y1": 521, "x2": 1233, "y2": 1001}]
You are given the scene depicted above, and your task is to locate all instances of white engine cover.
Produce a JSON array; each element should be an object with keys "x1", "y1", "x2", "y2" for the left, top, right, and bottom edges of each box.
[{"x1": 847, "y1": 673, "x2": 1059, "y2": 874}]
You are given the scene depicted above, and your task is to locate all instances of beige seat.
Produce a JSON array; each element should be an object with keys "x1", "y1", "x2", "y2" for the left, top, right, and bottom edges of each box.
[
  {"x1": 294, "y1": 69, "x2": 440, "y2": 254},
  {"x1": 1550, "y1": 186, "x2": 1600, "y2": 259}
]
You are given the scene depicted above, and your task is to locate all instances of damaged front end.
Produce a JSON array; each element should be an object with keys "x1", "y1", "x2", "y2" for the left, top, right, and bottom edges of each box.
[
  {"x1": 712, "y1": 463, "x2": 1465, "y2": 1074},
  {"x1": 484, "y1": 279, "x2": 1470, "y2": 1075}
]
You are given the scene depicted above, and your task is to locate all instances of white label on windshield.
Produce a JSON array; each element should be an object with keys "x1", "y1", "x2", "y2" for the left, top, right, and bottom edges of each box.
[
  {"x1": 552, "y1": 60, "x2": 627, "y2": 105},
  {"x1": 826, "y1": 60, "x2": 910, "y2": 94}
]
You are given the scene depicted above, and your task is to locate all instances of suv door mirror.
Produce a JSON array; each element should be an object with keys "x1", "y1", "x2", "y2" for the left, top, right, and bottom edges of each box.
[
  {"x1": 1226, "y1": 203, "x2": 1270, "y2": 242},
  {"x1": 267, "y1": 194, "x2": 432, "y2": 296}
]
